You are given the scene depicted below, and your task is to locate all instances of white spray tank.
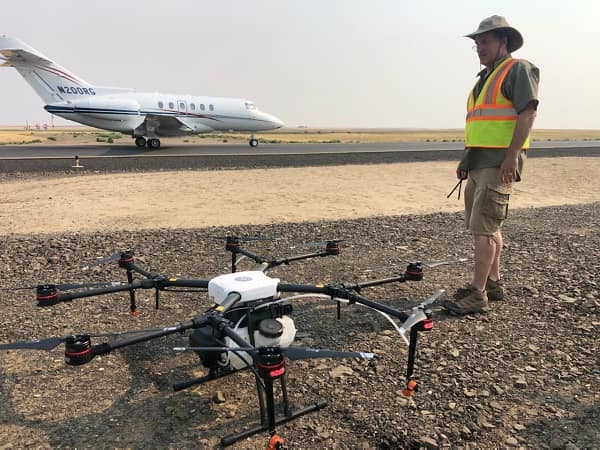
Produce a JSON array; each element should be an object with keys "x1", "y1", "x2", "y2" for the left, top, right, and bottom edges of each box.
[
  {"x1": 207, "y1": 271, "x2": 297, "y2": 370},
  {"x1": 222, "y1": 316, "x2": 296, "y2": 370}
]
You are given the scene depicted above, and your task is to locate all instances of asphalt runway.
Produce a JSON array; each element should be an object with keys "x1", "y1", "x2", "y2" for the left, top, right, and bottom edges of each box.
[{"x1": 0, "y1": 141, "x2": 598, "y2": 173}]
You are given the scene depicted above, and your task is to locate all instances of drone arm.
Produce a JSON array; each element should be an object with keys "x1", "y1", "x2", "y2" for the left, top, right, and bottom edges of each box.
[
  {"x1": 265, "y1": 251, "x2": 331, "y2": 271},
  {"x1": 53, "y1": 279, "x2": 147, "y2": 302},
  {"x1": 344, "y1": 274, "x2": 409, "y2": 290},
  {"x1": 123, "y1": 263, "x2": 154, "y2": 279},
  {"x1": 67, "y1": 293, "x2": 242, "y2": 365},
  {"x1": 233, "y1": 247, "x2": 267, "y2": 264},
  {"x1": 92, "y1": 318, "x2": 199, "y2": 357},
  {"x1": 277, "y1": 283, "x2": 410, "y2": 321},
  {"x1": 160, "y1": 278, "x2": 210, "y2": 289}
]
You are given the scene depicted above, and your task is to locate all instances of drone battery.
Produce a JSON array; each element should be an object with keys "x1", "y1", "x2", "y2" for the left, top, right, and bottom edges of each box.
[
  {"x1": 64, "y1": 335, "x2": 94, "y2": 366},
  {"x1": 189, "y1": 325, "x2": 227, "y2": 369},
  {"x1": 208, "y1": 271, "x2": 280, "y2": 305}
]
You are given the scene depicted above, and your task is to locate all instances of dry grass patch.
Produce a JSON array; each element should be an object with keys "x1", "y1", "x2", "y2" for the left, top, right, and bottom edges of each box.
[{"x1": 1, "y1": 127, "x2": 599, "y2": 146}]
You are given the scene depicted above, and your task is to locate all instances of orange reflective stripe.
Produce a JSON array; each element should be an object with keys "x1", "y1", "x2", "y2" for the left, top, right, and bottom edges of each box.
[
  {"x1": 470, "y1": 103, "x2": 515, "y2": 111},
  {"x1": 467, "y1": 115, "x2": 518, "y2": 121},
  {"x1": 466, "y1": 105, "x2": 517, "y2": 121},
  {"x1": 490, "y1": 59, "x2": 517, "y2": 104}
]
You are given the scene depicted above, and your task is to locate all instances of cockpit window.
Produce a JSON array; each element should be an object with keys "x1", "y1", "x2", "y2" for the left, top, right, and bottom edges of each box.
[{"x1": 245, "y1": 102, "x2": 256, "y2": 111}]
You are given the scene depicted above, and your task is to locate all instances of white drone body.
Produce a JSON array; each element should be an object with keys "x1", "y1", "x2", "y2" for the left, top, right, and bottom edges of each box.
[
  {"x1": 208, "y1": 271, "x2": 280, "y2": 305},
  {"x1": 207, "y1": 271, "x2": 296, "y2": 370}
]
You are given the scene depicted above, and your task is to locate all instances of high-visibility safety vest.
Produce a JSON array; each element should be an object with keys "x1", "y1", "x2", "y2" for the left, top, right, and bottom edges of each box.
[{"x1": 465, "y1": 57, "x2": 530, "y2": 149}]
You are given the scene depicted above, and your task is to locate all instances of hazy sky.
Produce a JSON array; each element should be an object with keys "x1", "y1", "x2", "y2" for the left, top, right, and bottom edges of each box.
[{"x1": 1, "y1": 0, "x2": 599, "y2": 129}]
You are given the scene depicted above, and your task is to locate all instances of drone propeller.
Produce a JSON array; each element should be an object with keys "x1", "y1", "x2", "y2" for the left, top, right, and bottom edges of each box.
[
  {"x1": 0, "y1": 327, "x2": 167, "y2": 352},
  {"x1": 414, "y1": 289, "x2": 446, "y2": 309},
  {"x1": 174, "y1": 346, "x2": 374, "y2": 361},
  {"x1": 290, "y1": 238, "x2": 345, "y2": 250},
  {"x1": 417, "y1": 258, "x2": 468, "y2": 268},
  {"x1": 81, "y1": 250, "x2": 134, "y2": 271},
  {"x1": 364, "y1": 257, "x2": 467, "y2": 273},
  {"x1": 0, "y1": 281, "x2": 126, "y2": 292},
  {"x1": 208, "y1": 234, "x2": 276, "y2": 242}
]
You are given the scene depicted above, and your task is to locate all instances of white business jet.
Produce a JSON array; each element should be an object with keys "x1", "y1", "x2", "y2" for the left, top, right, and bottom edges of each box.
[{"x1": 0, "y1": 36, "x2": 283, "y2": 149}]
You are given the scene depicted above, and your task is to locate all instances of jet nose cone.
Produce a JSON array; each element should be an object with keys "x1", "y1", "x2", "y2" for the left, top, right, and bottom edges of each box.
[
  {"x1": 260, "y1": 112, "x2": 284, "y2": 129},
  {"x1": 268, "y1": 114, "x2": 284, "y2": 129}
]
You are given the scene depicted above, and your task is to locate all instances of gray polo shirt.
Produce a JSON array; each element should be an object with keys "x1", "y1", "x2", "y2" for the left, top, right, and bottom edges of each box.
[{"x1": 458, "y1": 55, "x2": 540, "y2": 181}]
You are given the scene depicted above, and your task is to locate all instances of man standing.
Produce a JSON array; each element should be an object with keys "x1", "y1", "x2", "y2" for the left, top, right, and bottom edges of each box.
[{"x1": 442, "y1": 16, "x2": 539, "y2": 315}]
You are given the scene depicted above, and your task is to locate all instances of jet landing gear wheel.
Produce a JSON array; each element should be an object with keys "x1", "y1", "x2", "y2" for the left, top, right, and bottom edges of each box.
[
  {"x1": 135, "y1": 137, "x2": 147, "y2": 148},
  {"x1": 147, "y1": 138, "x2": 161, "y2": 149},
  {"x1": 249, "y1": 138, "x2": 259, "y2": 147}
]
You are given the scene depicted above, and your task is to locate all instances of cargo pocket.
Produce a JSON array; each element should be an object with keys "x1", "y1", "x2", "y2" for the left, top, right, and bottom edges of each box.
[{"x1": 482, "y1": 184, "x2": 512, "y2": 220}]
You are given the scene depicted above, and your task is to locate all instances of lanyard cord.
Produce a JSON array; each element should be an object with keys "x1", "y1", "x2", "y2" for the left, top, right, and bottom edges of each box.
[{"x1": 447, "y1": 178, "x2": 464, "y2": 200}]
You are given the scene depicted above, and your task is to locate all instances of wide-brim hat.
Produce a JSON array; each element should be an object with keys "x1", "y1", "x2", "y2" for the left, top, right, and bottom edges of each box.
[{"x1": 466, "y1": 15, "x2": 523, "y2": 53}]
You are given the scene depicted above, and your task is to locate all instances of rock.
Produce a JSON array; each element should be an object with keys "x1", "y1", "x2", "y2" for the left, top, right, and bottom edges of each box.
[
  {"x1": 329, "y1": 365, "x2": 353, "y2": 378},
  {"x1": 558, "y1": 294, "x2": 577, "y2": 304},
  {"x1": 513, "y1": 377, "x2": 527, "y2": 389},
  {"x1": 489, "y1": 400, "x2": 502, "y2": 410},
  {"x1": 491, "y1": 384, "x2": 504, "y2": 395},
  {"x1": 478, "y1": 415, "x2": 495, "y2": 429},
  {"x1": 463, "y1": 388, "x2": 477, "y2": 398},
  {"x1": 416, "y1": 436, "x2": 438, "y2": 449},
  {"x1": 213, "y1": 390, "x2": 226, "y2": 404},
  {"x1": 505, "y1": 436, "x2": 519, "y2": 446},
  {"x1": 460, "y1": 426, "x2": 472, "y2": 439}
]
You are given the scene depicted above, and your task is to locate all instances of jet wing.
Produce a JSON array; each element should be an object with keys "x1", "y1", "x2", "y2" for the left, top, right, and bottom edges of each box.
[{"x1": 135, "y1": 114, "x2": 214, "y2": 137}]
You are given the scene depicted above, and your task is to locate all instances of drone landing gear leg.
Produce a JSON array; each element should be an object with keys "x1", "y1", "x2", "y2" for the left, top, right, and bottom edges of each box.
[
  {"x1": 172, "y1": 367, "x2": 237, "y2": 392},
  {"x1": 220, "y1": 397, "x2": 327, "y2": 447},
  {"x1": 403, "y1": 323, "x2": 427, "y2": 397},
  {"x1": 221, "y1": 351, "x2": 328, "y2": 448},
  {"x1": 125, "y1": 268, "x2": 138, "y2": 316}
]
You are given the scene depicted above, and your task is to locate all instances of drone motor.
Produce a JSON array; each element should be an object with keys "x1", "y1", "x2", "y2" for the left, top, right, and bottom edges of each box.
[
  {"x1": 36, "y1": 284, "x2": 60, "y2": 306},
  {"x1": 64, "y1": 334, "x2": 94, "y2": 366}
]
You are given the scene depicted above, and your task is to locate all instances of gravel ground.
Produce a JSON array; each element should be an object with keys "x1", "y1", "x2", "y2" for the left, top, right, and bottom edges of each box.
[{"x1": 0, "y1": 204, "x2": 598, "y2": 449}]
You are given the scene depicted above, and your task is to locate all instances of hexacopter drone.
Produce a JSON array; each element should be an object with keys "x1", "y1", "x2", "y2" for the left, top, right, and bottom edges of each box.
[{"x1": 0, "y1": 236, "x2": 457, "y2": 449}]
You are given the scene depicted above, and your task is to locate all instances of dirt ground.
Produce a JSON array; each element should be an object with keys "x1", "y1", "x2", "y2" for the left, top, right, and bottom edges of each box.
[
  {"x1": 1, "y1": 157, "x2": 600, "y2": 236},
  {"x1": 0, "y1": 156, "x2": 599, "y2": 449}
]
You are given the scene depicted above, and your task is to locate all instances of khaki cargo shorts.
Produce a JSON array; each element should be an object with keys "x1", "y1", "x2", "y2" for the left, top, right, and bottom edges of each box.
[{"x1": 464, "y1": 168, "x2": 513, "y2": 235}]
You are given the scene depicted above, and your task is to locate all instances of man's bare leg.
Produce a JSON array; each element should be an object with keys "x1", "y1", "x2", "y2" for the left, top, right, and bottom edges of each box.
[
  {"x1": 471, "y1": 234, "x2": 496, "y2": 291},
  {"x1": 488, "y1": 230, "x2": 503, "y2": 282}
]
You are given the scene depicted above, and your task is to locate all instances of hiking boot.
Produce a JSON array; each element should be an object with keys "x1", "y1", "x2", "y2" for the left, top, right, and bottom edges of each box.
[
  {"x1": 442, "y1": 285, "x2": 489, "y2": 315},
  {"x1": 486, "y1": 278, "x2": 505, "y2": 301},
  {"x1": 453, "y1": 283, "x2": 477, "y2": 300}
]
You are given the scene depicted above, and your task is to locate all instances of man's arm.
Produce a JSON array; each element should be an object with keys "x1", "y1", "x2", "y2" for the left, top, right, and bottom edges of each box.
[{"x1": 500, "y1": 102, "x2": 537, "y2": 184}]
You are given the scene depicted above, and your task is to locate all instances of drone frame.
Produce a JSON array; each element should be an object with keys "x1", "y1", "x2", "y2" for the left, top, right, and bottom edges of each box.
[{"x1": 2, "y1": 239, "x2": 437, "y2": 447}]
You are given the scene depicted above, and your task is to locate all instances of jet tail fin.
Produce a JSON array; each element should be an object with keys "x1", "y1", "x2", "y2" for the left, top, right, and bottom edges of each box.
[{"x1": 0, "y1": 35, "x2": 97, "y2": 104}]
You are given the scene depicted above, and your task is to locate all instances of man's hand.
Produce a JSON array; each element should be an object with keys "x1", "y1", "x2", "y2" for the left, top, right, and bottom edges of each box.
[
  {"x1": 501, "y1": 104, "x2": 537, "y2": 184},
  {"x1": 456, "y1": 169, "x2": 468, "y2": 180},
  {"x1": 499, "y1": 155, "x2": 518, "y2": 184}
]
